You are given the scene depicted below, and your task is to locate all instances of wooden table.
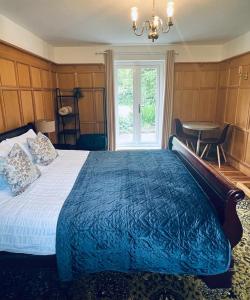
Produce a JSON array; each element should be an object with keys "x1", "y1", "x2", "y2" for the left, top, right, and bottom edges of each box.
[{"x1": 182, "y1": 122, "x2": 220, "y2": 155}]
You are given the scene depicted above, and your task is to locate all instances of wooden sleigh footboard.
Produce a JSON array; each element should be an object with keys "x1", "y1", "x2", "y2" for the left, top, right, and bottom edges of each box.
[
  {"x1": 0, "y1": 126, "x2": 245, "y2": 289},
  {"x1": 169, "y1": 135, "x2": 245, "y2": 288}
]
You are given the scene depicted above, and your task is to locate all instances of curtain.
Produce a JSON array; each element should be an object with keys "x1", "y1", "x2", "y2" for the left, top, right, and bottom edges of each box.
[
  {"x1": 105, "y1": 50, "x2": 116, "y2": 151},
  {"x1": 161, "y1": 50, "x2": 175, "y2": 149}
]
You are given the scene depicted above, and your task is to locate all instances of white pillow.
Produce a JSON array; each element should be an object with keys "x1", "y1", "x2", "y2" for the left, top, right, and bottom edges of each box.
[
  {"x1": 0, "y1": 140, "x2": 12, "y2": 157},
  {"x1": 6, "y1": 129, "x2": 37, "y2": 159}
]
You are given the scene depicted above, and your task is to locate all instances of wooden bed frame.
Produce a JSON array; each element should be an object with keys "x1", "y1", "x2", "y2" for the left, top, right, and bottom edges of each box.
[{"x1": 0, "y1": 124, "x2": 245, "y2": 289}]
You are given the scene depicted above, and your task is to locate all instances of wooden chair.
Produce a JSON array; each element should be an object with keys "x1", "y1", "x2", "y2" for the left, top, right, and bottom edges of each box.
[
  {"x1": 200, "y1": 124, "x2": 230, "y2": 168},
  {"x1": 174, "y1": 119, "x2": 198, "y2": 151}
]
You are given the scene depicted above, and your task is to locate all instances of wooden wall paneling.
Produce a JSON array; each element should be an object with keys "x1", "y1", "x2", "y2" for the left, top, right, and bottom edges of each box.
[
  {"x1": 215, "y1": 88, "x2": 227, "y2": 124},
  {"x1": 78, "y1": 91, "x2": 95, "y2": 121},
  {"x1": 180, "y1": 90, "x2": 199, "y2": 121},
  {"x1": 200, "y1": 71, "x2": 218, "y2": 88},
  {"x1": 219, "y1": 69, "x2": 229, "y2": 88},
  {"x1": 57, "y1": 73, "x2": 76, "y2": 89},
  {"x1": 183, "y1": 71, "x2": 200, "y2": 89},
  {"x1": 224, "y1": 88, "x2": 238, "y2": 124},
  {"x1": 51, "y1": 72, "x2": 57, "y2": 89},
  {"x1": 172, "y1": 90, "x2": 182, "y2": 120},
  {"x1": 20, "y1": 90, "x2": 35, "y2": 124},
  {"x1": 229, "y1": 66, "x2": 240, "y2": 87},
  {"x1": 94, "y1": 91, "x2": 104, "y2": 133},
  {"x1": 33, "y1": 91, "x2": 45, "y2": 120},
  {"x1": 197, "y1": 89, "x2": 217, "y2": 121},
  {"x1": 235, "y1": 89, "x2": 250, "y2": 130},
  {"x1": 0, "y1": 58, "x2": 17, "y2": 87},
  {"x1": 80, "y1": 122, "x2": 96, "y2": 134},
  {"x1": 0, "y1": 43, "x2": 51, "y2": 71},
  {"x1": 43, "y1": 91, "x2": 55, "y2": 120},
  {"x1": 2, "y1": 90, "x2": 22, "y2": 129},
  {"x1": 30, "y1": 66, "x2": 42, "y2": 88},
  {"x1": 245, "y1": 133, "x2": 250, "y2": 165},
  {"x1": 94, "y1": 91, "x2": 104, "y2": 122},
  {"x1": 92, "y1": 72, "x2": 105, "y2": 88},
  {"x1": 17, "y1": 63, "x2": 31, "y2": 87},
  {"x1": 41, "y1": 69, "x2": 51, "y2": 89},
  {"x1": 174, "y1": 71, "x2": 183, "y2": 89},
  {"x1": 78, "y1": 91, "x2": 97, "y2": 133},
  {"x1": 240, "y1": 65, "x2": 250, "y2": 88},
  {"x1": 230, "y1": 128, "x2": 247, "y2": 162},
  {"x1": 0, "y1": 93, "x2": 5, "y2": 131},
  {"x1": 77, "y1": 73, "x2": 92, "y2": 88}
]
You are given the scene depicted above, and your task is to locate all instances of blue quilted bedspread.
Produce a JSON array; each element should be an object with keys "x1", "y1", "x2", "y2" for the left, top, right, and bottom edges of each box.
[{"x1": 56, "y1": 150, "x2": 230, "y2": 281}]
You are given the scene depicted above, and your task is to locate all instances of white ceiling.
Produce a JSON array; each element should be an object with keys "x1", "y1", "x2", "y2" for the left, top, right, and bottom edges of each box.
[{"x1": 0, "y1": 0, "x2": 250, "y2": 46}]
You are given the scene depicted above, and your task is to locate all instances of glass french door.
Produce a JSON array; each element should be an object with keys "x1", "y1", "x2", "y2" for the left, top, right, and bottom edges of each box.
[{"x1": 115, "y1": 61, "x2": 163, "y2": 148}]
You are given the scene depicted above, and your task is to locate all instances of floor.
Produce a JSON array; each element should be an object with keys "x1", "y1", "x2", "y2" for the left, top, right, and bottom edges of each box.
[{"x1": 209, "y1": 162, "x2": 250, "y2": 198}]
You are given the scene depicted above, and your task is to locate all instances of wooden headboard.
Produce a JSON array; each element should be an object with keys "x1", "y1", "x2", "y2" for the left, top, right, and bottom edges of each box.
[{"x1": 0, "y1": 123, "x2": 36, "y2": 142}]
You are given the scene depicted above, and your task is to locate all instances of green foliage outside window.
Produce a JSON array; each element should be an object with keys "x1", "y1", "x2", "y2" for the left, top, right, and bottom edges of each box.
[{"x1": 118, "y1": 68, "x2": 157, "y2": 133}]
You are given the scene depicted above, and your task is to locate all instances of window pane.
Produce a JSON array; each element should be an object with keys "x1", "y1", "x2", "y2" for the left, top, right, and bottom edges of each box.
[
  {"x1": 117, "y1": 68, "x2": 134, "y2": 144},
  {"x1": 140, "y1": 68, "x2": 157, "y2": 143}
]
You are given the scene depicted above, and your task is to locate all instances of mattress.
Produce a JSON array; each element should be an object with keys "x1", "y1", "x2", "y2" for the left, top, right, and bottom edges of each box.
[{"x1": 0, "y1": 150, "x2": 89, "y2": 255}]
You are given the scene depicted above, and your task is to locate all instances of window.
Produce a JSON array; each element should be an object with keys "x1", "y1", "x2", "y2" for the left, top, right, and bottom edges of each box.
[{"x1": 115, "y1": 61, "x2": 164, "y2": 149}]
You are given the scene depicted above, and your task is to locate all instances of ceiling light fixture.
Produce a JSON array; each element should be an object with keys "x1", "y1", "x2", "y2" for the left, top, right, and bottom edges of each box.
[{"x1": 131, "y1": 0, "x2": 174, "y2": 42}]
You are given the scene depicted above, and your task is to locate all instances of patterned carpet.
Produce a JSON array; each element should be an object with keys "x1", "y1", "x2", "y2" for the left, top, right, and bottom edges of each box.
[{"x1": 0, "y1": 199, "x2": 249, "y2": 300}]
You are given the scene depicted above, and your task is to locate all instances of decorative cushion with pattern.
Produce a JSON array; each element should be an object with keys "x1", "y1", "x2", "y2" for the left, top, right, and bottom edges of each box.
[
  {"x1": 1, "y1": 144, "x2": 41, "y2": 196},
  {"x1": 27, "y1": 132, "x2": 58, "y2": 166}
]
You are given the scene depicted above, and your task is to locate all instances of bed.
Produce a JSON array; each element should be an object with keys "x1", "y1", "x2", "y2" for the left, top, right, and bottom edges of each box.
[{"x1": 0, "y1": 123, "x2": 245, "y2": 289}]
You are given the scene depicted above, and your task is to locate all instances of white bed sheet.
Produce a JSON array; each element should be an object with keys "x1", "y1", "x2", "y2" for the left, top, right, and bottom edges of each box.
[{"x1": 0, "y1": 150, "x2": 89, "y2": 255}]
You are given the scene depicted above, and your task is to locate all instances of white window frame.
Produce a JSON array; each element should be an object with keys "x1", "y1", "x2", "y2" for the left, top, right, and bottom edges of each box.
[{"x1": 114, "y1": 60, "x2": 165, "y2": 149}]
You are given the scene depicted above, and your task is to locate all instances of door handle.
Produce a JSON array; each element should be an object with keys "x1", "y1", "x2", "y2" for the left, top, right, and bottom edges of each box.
[{"x1": 138, "y1": 104, "x2": 144, "y2": 113}]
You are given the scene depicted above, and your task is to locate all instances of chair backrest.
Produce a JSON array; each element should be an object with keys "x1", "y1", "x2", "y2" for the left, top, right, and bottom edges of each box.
[
  {"x1": 218, "y1": 124, "x2": 230, "y2": 144},
  {"x1": 174, "y1": 118, "x2": 184, "y2": 137}
]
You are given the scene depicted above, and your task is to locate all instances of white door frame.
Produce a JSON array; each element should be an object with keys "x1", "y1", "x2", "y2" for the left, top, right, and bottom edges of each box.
[{"x1": 114, "y1": 60, "x2": 164, "y2": 148}]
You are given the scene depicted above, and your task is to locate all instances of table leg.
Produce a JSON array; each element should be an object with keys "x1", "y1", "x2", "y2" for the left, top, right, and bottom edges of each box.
[{"x1": 196, "y1": 131, "x2": 202, "y2": 155}]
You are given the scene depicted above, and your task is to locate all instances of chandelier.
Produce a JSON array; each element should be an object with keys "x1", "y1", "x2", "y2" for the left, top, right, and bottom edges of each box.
[{"x1": 131, "y1": 0, "x2": 174, "y2": 42}]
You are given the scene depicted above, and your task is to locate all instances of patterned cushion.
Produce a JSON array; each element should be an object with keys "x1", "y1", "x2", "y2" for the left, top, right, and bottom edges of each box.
[
  {"x1": 2, "y1": 144, "x2": 41, "y2": 196},
  {"x1": 27, "y1": 132, "x2": 58, "y2": 166}
]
